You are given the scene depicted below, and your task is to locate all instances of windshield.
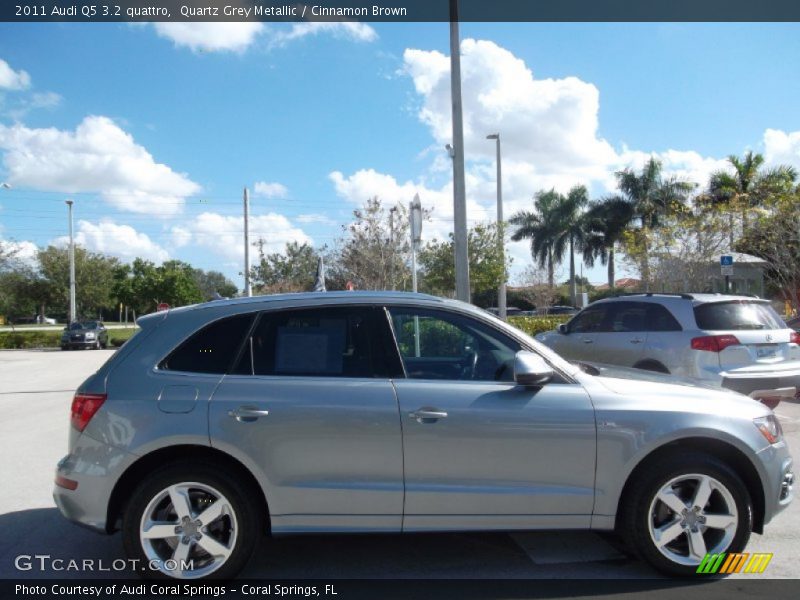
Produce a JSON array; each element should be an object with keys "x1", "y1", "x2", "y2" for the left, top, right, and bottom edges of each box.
[{"x1": 693, "y1": 301, "x2": 785, "y2": 331}]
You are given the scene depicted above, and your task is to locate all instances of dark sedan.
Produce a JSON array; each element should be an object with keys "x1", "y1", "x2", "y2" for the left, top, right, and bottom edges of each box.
[{"x1": 60, "y1": 321, "x2": 108, "y2": 350}]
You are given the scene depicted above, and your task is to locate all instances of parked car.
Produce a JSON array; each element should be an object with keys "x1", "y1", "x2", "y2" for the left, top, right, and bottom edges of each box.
[
  {"x1": 785, "y1": 315, "x2": 800, "y2": 332},
  {"x1": 60, "y1": 321, "x2": 108, "y2": 350},
  {"x1": 35, "y1": 314, "x2": 57, "y2": 325},
  {"x1": 536, "y1": 293, "x2": 800, "y2": 408},
  {"x1": 54, "y1": 292, "x2": 793, "y2": 579}
]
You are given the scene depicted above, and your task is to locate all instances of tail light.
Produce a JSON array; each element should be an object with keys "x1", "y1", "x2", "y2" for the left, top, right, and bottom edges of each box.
[
  {"x1": 790, "y1": 332, "x2": 800, "y2": 345},
  {"x1": 690, "y1": 334, "x2": 740, "y2": 352},
  {"x1": 70, "y1": 393, "x2": 106, "y2": 432}
]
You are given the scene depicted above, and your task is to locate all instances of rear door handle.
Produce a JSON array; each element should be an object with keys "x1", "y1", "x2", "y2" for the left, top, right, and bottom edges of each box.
[
  {"x1": 581, "y1": 338, "x2": 593, "y2": 344},
  {"x1": 228, "y1": 406, "x2": 270, "y2": 422},
  {"x1": 629, "y1": 338, "x2": 644, "y2": 344},
  {"x1": 409, "y1": 408, "x2": 448, "y2": 422}
]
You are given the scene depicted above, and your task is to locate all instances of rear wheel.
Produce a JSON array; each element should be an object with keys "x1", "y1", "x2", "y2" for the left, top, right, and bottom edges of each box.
[
  {"x1": 122, "y1": 463, "x2": 261, "y2": 579},
  {"x1": 621, "y1": 453, "x2": 752, "y2": 576}
]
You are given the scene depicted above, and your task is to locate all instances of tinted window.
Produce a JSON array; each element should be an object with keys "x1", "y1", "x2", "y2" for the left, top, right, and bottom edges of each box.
[
  {"x1": 236, "y1": 307, "x2": 387, "y2": 378},
  {"x1": 694, "y1": 301, "x2": 784, "y2": 331},
  {"x1": 568, "y1": 306, "x2": 609, "y2": 333},
  {"x1": 388, "y1": 308, "x2": 521, "y2": 382},
  {"x1": 608, "y1": 302, "x2": 648, "y2": 332},
  {"x1": 161, "y1": 313, "x2": 254, "y2": 374},
  {"x1": 647, "y1": 304, "x2": 682, "y2": 332}
]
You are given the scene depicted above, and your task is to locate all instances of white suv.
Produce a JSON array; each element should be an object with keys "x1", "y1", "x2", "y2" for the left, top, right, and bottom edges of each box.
[{"x1": 536, "y1": 293, "x2": 800, "y2": 407}]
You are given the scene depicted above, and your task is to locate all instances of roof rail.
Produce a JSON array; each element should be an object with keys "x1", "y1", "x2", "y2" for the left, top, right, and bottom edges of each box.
[{"x1": 613, "y1": 292, "x2": 695, "y2": 300}]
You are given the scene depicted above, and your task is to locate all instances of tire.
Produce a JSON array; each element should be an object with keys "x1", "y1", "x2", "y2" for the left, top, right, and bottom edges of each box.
[
  {"x1": 94, "y1": 340, "x2": 101, "y2": 350},
  {"x1": 620, "y1": 453, "x2": 752, "y2": 577},
  {"x1": 122, "y1": 462, "x2": 262, "y2": 580}
]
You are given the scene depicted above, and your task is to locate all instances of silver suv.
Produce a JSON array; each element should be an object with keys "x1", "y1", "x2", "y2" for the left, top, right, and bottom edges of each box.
[
  {"x1": 537, "y1": 293, "x2": 800, "y2": 407},
  {"x1": 54, "y1": 292, "x2": 793, "y2": 579}
]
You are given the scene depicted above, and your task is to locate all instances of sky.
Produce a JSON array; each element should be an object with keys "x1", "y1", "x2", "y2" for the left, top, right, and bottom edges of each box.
[{"x1": 0, "y1": 21, "x2": 799, "y2": 289}]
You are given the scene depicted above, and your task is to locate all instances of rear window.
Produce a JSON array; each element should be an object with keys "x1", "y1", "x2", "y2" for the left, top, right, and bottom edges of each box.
[
  {"x1": 161, "y1": 313, "x2": 254, "y2": 374},
  {"x1": 693, "y1": 301, "x2": 785, "y2": 331}
]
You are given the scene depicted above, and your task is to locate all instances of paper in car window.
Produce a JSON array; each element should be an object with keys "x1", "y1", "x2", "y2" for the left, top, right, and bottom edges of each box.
[{"x1": 275, "y1": 324, "x2": 346, "y2": 374}]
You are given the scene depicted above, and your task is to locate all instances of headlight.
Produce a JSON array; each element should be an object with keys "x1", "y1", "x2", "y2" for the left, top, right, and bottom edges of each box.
[
  {"x1": 85, "y1": 332, "x2": 95, "y2": 339},
  {"x1": 754, "y1": 415, "x2": 783, "y2": 444}
]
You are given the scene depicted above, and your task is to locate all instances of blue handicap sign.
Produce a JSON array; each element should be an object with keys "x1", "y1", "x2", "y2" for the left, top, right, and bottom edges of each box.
[{"x1": 721, "y1": 255, "x2": 734, "y2": 266}]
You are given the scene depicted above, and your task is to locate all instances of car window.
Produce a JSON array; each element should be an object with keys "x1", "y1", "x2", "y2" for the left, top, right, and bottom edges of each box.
[
  {"x1": 608, "y1": 302, "x2": 648, "y2": 332},
  {"x1": 568, "y1": 306, "x2": 609, "y2": 333},
  {"x1": 647, "y1": 304, "x2": 682, "y2": 332},
  {"x1": 694, "y1": 301, "x2": 784, "y2": 331},
  {"x1": 160, "y1": 313, "x2": 254, "y2": 374},
  {"x1": 235, "y1": 307, "x2": 387, "y2": 378},
  {"x1": 388, "y1": 308, "x2": 521, "y2": 382}
]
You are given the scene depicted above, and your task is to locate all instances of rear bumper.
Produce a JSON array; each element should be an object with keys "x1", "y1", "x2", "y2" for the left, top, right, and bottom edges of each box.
[
  {"x1": 721, "y1": 371, "x2": 800, "y2": 400},
  {"x1": 53, "y1": 435, "x2": 135, "y2": 533}
]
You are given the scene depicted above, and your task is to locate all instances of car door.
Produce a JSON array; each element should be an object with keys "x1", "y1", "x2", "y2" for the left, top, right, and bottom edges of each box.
[
  {"x1": 601, "y1": 302, "x2": 650, "y2": 366},
  {"x1": 386, "y1": 306, "x2": 596, "y2": 531},
  {"x1": 553, "y1": 304, "x2": 612, "y2": 362},
  {"x1": 209, "y1": 305, "x2": 405, "y2": 534}
]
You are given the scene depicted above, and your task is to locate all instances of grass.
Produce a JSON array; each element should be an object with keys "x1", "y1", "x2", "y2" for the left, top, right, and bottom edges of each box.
[{"x1": 0, "y1": 327, "x2": 139, "y2": 350}]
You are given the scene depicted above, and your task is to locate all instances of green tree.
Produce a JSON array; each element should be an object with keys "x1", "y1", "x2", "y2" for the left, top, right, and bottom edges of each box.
[
  {"x1": 705, "y1": 151, "x2": 797, "y2": 246},
  {"x1": 37, "y1": 245, "x2": 119, "y2": 319},
  {"x1": 250, "y1": 241, "x2": 320, "y2": 293},
  {"x1": 418, "y1": 222, "x2": 508, "y2": 301},
  {"x1": 555, "y1": 185, "x2": 589, "y2": 306},
  {"x1": 509, "y1": 189, "x2": 564, "y2": 288},
  {"x1": 616, "y1": 158, "x2": 694, "y2": 287},
  {"x1": 112, "y1": 259, "x2": 203, "y2": 314},
  {"x1": 193, "y1": 269, "x2": 238, "y2": 299},
  {"x1": 582, "y1": 196, "x2": 635, "y2": 289}
]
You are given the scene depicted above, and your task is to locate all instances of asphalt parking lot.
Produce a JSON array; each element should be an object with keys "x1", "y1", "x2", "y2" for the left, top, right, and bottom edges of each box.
[{"x1": 0, "y1": 349, "x2": 797, "y2": 582}]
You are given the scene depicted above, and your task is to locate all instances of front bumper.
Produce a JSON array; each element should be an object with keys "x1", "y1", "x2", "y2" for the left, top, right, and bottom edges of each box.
[
  {"x1": 757, "y1": 440, "x2": 794, "y2": 527},
  {"x1": 53, "y1": 435, "x2": 136, "y2": 533}
]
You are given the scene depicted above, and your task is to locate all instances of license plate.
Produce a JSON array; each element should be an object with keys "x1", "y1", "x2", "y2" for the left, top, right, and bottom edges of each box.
[{"x1": 756, "y1": 345, "x2": 777, "y2": 358}]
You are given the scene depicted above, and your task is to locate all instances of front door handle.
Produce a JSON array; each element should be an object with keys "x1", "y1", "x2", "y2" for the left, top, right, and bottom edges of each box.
[
  {"x1": 581, "y1": 338, "x2": 593, "y2": 344},
  {"x1": 409, "y1": 408, "x2": 448, "y2": 423},
  {"x1": 629, "y1": 338, "x2": 644, "y2": 344},
  {"x1": 228, "y1": 406, "x2": 270, "y2": 422}
]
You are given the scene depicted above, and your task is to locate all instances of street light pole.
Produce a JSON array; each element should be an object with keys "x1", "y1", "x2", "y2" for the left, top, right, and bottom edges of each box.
[
  {"x1": 487, "y1": 133, "x2": 506, "y2": 320},
  {"x1": 449, "y1": 0, "x2": 470, "y2": 303},
  {"x1": 243, "y1": 187, "x2": 252, "y2": 297},
  {"x1": 65, "y1": 200, "x2": 76, "y2": 323}
]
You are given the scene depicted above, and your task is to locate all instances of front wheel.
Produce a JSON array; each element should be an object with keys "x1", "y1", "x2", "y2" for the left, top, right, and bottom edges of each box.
[
  {"x1": 122, "y1": 463, "x2": 261, "y2": 579},
  {"x1": 621, "y1": 453, "x2": 752, "y2": 576}
]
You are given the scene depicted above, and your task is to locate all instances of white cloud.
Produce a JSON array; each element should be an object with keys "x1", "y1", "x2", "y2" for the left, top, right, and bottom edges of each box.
[
  {"x1": 153, "y1": 22, "x2": 265, "y2": 53},
  {"x1": 763, "y1": 128, "x2": 800, "y2": 171},
  {"x1": 254, "y1": 181, "x2": 288, "y2": 199},
  {"x1": 296, "y1": 213, "x2": 336, "y2": 225},
  {"x1": 52, "y1": 220, "x2": 169, "y2": 263},
  {"x1": 174, "y1": 211, "x2": 312, "y2": 262},
  {"x1": 0, "y1": 116, "x2": 201, "y2": 217},
  {"x1": 30, "y1": 91, "x2": 62, "y2": 109},
  {"x1": 170, "y1": 225, "x2": 192, "y2": 248},
  {"x1": 270, "y1": 22, "x2": 377, "y2": 47},
  {"x1": 0, "y1": 238, "x2": 38, "y2": 267},
  {"x1": 0, "y1": 59, "x2": 30, "y2": 90}
]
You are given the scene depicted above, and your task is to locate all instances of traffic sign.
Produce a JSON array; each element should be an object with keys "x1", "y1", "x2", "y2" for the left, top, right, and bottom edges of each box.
[
  {"x1": 721, "y1": 255, "x2": 734, "y2": 267},
  {"x1": 721, "y1": 265, "x2": 734, "y2": 276},
  {"x1": 157, "y1": 303, "x2": 170, "y2": 312}
]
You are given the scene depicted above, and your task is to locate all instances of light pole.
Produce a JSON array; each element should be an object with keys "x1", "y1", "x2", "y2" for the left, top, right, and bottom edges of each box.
[
  {"x1": 449, "y1": 0, "x2": 470, "y2": 303},
  {"x1": 65, "y1": 200, "x2": 77, "y2": 323},
  {"x1": 243, "y1": 187, "x2": 251, "y2": 297},
  {"x1": 409, "y1": 194, "x2": 423, "y2": 357},
  {"x1": 486, "y1": 133, "x2": 506, "y2": 320}
]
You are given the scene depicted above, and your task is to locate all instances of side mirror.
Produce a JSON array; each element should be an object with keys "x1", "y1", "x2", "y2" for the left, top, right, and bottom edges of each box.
[
  {"x1": 513, "y1": 351, "x2": 555, "y2": 386},
  {"x1": 557, "y1": 323, "x2": 568, "y2": 334}
]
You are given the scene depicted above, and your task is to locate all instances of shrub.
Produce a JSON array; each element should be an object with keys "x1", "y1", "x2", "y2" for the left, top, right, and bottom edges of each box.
[
  {"x1": 0, "y1": 328, "x2": 138, "y2": 349},
  {"x1": 507, "y1": 315, "x2": 571, "y2": 337}
]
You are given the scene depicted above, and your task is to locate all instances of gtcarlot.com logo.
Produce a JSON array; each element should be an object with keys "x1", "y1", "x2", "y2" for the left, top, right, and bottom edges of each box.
[
  {"x1": 14, "y1": 554, "x2": 193, "y2": 573},
  {"x1": 696, "y1": 552, "x2": 773, "y2": 574}
]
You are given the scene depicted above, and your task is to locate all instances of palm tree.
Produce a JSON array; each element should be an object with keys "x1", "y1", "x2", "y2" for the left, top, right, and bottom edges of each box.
[
  {"x1": 707, "y1": 151, "x2": 797, "y2": 247},
  {"x1": 582, "y1": 196, "x2": 635, "y2": 289},
  {"x1": 615, "y1": 158, "x2": 694, "y2": 287},
  {"x1": 509, "y1": 189, "x2": 564, "y2": 288},
  {"x1": 554, "y1": 185, "x2": 590, "y2": 306}
]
